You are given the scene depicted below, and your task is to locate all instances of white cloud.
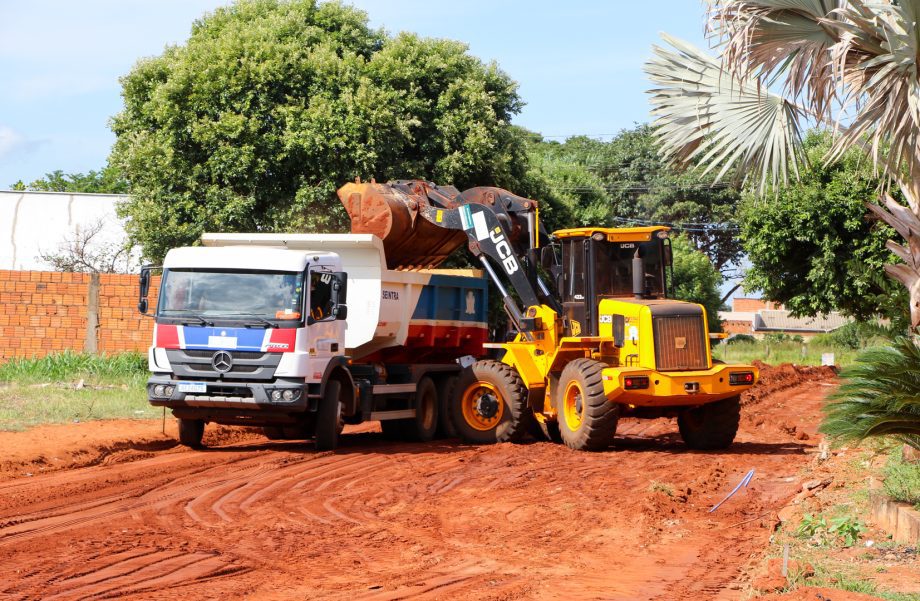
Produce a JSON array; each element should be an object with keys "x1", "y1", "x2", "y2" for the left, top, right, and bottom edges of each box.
[{"x1": 0, "y1": 126, "x2": 49, "y2": 162}]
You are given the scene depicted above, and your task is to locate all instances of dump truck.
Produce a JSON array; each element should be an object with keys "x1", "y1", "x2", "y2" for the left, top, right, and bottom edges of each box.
[
  {"x1": 339, "y1": 180, "x2": 759, "y2": 451},
  {"x1": 138, "y1": 233, "x2": 488, "y2": 450}
]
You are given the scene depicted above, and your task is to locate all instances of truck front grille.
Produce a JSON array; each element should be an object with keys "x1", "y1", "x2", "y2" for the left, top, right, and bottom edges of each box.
[
  {"x1": 165, "y1": 349, "x2": 282, "y2": 381},
  {"x1": 653, "y1": 315, "x2": 708, "y2": 371}
]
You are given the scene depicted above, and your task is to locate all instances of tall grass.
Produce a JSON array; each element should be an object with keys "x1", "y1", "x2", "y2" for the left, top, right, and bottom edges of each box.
[
  {"x1": 712, "y1": 339, "x2": 862, "y2": 367},
  {"x1": 0, "y1": 351, "x2": 147, "y2": 384}
]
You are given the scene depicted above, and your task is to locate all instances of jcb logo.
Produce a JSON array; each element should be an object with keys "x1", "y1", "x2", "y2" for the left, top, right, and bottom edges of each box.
[{"x1": 490, "y1": 228, "x2": 519, "y2": 275}]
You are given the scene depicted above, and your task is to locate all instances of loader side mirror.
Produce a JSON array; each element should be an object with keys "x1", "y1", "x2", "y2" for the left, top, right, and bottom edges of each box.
[
  {"x1": 612, "y1": 315, "x2": 625, "y2": 348},
  {"x1": 663, "y1": 239, "x2": 673, "y2": 268}
]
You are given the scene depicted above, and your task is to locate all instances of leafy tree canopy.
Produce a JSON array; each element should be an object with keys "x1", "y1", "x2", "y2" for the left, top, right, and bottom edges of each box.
[
  {"x1": 740, "y1": 131, "x2": 906, "y2": 324},
  {"x1": 111, "y1": 0, "x2": 536, "y2": 261},
  {"x1": 668, "y1": 235, "x2": 724, "y2": 332},
  {"x1": 526, "y1": 125, "x2": 743, "y2": 271},
  {"x1": 11, "y1": 166, "x2": 128, "y2": 194}
]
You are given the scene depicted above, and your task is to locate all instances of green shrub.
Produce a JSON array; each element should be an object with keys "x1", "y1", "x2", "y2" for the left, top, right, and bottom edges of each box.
[
  {"x1": 883, "y1": 450, "x2": 920, "y2": 506},
  {"x1": 0, "y1": 351, "x2": 147, "y2": 384},
  {"x1": 821, "y1": 338, "x2": 920, "y2": 451},
  {"x1": 811, "y1": 321, "x2": 899, "y2": 350},
  {"x1": 727, "y1": 334, "x2": 756, "y2": 345}
]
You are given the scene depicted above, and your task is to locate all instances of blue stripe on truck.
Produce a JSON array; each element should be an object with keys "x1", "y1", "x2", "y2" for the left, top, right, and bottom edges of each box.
[
  {"x1": 411, "y1": 274, "x2": 488, "y2": 323},
  {"x1": 182, "y1": 326, "x2": 265, "y2": 351}
]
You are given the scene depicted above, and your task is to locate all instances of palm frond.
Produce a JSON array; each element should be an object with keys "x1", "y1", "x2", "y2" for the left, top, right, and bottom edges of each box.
[
  {"x1": 645, "y1": 33, "x2": 807, "y2": 194},
  {"x1": 828, "y1": 0, "x2": 920, "y2": 185},
  {"x1": 820, "y1": 337, "x2": 920, "y2": 451},
  {"x1": 707, "y1": 0, "x2": 846, "y2": 119}
]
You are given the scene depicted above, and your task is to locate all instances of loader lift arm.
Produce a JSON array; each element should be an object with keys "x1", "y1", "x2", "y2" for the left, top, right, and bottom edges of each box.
[{"x1": 337, "y1": 179, "x2": 561, "y2": 334}]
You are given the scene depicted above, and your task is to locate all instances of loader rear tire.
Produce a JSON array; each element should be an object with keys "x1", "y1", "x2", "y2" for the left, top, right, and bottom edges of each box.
[
  {"x1": 678, "y1": 395, "x2": 740, "y2": 450},
  {"x1": 556, "y1": 359, "x2": 618, "y2": 452},
  {"x1": 315, "y1": 380, "x2": 343, "y2": 451},
  {"x1": 450, "y1": 360, "x2": 529, "y2": 445},
  {"x1": 178, "y1": 418, "x2": 205, "y2": 449}
]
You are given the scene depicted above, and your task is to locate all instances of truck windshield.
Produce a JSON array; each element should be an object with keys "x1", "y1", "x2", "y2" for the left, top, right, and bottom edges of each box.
[
  {"x1": 595, "y1": 240, "x2": 665, "y2": 298},
  {"x1": 158, "y1": 269, "x2": 304, "y2": 320}
]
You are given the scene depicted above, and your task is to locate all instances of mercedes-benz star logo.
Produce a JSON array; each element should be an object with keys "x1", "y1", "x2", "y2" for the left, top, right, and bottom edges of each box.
[{"x1": 211, "y1": 351, "x2": 233, "y2": 373}]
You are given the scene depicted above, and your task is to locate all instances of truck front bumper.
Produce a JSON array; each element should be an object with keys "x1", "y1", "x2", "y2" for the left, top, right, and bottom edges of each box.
[
  {"x1": 146, "y1": 374, "x2": 311, "y2": 412},
  {"x1": 600, "y1": 363, "x2": 758, "y2": 407}
]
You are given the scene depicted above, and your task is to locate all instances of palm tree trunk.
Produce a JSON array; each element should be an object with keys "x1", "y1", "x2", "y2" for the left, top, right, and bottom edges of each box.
[{"x1": 866, "y1": 181, "x2": 920, "y2": 329}]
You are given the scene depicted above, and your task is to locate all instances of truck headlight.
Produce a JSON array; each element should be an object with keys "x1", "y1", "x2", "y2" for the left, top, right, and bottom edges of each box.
[
  {"x1": 154, "y1": 384, "x2": 167, "y2": 397},
  {"x1": 271, "y1": 390, "x2": 283, "y2": 401},
  {"x1": 282, "y1": 389, "x2": 295, "y2": 401}
]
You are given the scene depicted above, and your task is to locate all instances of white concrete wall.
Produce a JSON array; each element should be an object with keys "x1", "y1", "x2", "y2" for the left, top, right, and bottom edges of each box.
[{"x1": 0, "y1": 190, "x2": 138, "y2": 271}]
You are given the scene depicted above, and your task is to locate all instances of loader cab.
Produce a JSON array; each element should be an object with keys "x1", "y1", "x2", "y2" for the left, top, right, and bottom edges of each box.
[{"x1": 554, "y1": 226, "x2": 672, "y2": 336}]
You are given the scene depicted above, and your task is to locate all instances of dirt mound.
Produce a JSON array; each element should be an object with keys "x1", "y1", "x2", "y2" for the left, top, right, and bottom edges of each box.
[
  {"x1": 744, "y1": 362, "x2": 838, "y2": 407},
  {"x1": 752, "y1": 586, "x2": 885, "y2": 601}
]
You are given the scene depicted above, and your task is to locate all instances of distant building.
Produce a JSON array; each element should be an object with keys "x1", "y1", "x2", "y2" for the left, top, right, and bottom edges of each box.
[
  {"x1": 720, "y1": 298, "x2": 851, "y2": 339},
  {"x1": 0, "y1": 190, "x2": 137, "y2": 271}
]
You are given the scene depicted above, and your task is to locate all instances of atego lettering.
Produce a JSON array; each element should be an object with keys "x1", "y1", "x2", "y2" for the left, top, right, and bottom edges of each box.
[{"x1": 489, "y1": 228, "x2": 519, "y2": 275}]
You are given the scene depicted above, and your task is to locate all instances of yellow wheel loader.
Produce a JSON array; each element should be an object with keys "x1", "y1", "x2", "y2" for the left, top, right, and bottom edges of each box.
[{"x1": 337, "y1": 180, "x2": 758, "y2": 451}]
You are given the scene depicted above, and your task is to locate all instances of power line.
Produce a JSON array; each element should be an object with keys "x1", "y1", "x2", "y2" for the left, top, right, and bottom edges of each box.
[{"x1": 609, "y1": 216, "x2": 740, "y2": 232}]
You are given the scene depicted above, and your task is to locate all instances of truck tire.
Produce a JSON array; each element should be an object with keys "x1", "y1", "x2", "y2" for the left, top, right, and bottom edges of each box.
[
  {"x1": 315, "y1": 380, "x2": 343, "y2": 451},
  {"x1": 436, "y1": 375, "x2": 459, "y2": 438},
  {"x1": 178, "y1": 418, "x2": 205, "y2": 449},
  {"x1": 380, "y1": 377, "x2": 439, "y2": 442},
  {"x1": 678, "y1": 395, "x2": 741, "y2": 450},
  {"x1": 450, "y1": 360, "x2": 529, "y2": 444},
  {"x1": 556, "y1": 359, "x2": 618, "y2": 452}
]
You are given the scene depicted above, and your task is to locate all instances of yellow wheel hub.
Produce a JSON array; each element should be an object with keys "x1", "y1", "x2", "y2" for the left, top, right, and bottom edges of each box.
[
  {"x1": 461, "y1": 382, "x2": 504, "y2": 431},
  {"x1": 562, "y1": 381, "x2": 585, "y2": 431}
]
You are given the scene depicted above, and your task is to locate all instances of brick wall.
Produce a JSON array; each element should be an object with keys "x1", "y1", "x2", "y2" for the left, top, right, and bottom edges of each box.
[
  {"x1": 732, "y1": 298, "x2": 782, "y2": 312},
  {"x1": 0, "y1": 270, "x2": 159, "y2": 360}
]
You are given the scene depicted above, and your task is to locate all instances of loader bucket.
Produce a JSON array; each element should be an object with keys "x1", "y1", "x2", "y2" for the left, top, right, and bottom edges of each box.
[{"x1": 337, "y1": 181, "x2": 468, "y2": 269}]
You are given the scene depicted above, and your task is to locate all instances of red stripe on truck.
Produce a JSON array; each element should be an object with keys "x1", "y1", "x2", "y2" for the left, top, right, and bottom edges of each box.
[
  {"x1": 156, "y1": 325, "x2": 180, "y2": 349},
  {"x1": 266, "y1": 328, "x2": 296, "y2": 352}
]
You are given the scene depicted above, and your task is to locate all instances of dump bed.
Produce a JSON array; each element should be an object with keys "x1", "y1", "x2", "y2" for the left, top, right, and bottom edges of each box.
[{"x1": 200, "y1": 233, "x2": 488, "y2": 362}]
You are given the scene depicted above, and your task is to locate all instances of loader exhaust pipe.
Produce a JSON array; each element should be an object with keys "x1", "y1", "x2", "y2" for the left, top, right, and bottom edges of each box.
[{"x1": 633, "y1": 251, "x2": 644, "y2": 299}]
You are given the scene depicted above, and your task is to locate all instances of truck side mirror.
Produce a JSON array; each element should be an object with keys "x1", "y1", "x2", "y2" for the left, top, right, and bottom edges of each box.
[
  {"x1": 613, "y1": 315, "x2": 625, "y2": 348},
  {"x1": 138, "y1": 266, "x2": 151, "y2": 314},
  {"x1": 332, "y1": 271, "x2": 348, "y2": 320}
]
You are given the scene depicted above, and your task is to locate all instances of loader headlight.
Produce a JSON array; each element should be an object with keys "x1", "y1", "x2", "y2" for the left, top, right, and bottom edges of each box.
[{"x1": 729, "y1": 371, "x2": 755, "y2": 386}]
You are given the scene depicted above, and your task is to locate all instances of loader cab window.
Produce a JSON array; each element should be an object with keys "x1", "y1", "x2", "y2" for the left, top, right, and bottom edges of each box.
[{"x1": 595, "y1": 240, "x2": 666, "y2": 299}]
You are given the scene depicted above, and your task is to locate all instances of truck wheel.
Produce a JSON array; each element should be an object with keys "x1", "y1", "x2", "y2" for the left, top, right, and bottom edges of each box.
[
  {"x1": 450, "y1": 360, "x2": 529, "y2": 444},
  {"x1": 556, "y1": 359, "x2": 618, "y2": 451},
  {"x1": 315, "y1": 380, "x2": 343, "y2": 451},
  {"x1": 178, "y1": 418, "x2": 205, "y2": 449},
  {"x1": 406, "y1": 376, "x2": 438, "y2": 442},
  {"x1": 678, "y1": 395, "x2": 741, "y2": 450},
  {"x1": 436, "y1": 375, "x2": 459, "y2": 438}
]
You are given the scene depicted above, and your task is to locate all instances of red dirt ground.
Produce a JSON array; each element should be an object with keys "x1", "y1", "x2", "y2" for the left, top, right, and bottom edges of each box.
[{"x1": 0, "y1": 364, "x2": 846, "y2": 600}]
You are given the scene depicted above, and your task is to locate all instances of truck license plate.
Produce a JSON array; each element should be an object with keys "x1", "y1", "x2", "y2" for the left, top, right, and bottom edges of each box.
[{"x1": 178, "y1": 382, "x2": 207, "y2": 393}]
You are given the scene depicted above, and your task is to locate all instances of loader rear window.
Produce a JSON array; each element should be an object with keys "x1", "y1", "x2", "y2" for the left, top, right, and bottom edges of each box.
[{"x1": 595, "y1": 240, "x2": 665, "y2": 298}]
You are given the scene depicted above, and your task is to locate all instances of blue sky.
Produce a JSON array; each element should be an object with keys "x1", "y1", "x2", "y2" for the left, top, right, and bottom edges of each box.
[{"x1": 0, "y1": 1, "x2": 711, "y2": 188}]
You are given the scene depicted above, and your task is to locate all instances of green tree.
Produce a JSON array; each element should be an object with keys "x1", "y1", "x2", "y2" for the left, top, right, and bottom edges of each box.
[
  {"x1": 20, "y1": 166, "x2": 128, "y2": 194},
  {"x1": 740, "y1": 131, "x2": 906, "y2": 324},
  {"x1": 669, "y1": 235, "x2": 724, "y2": 332},
  {"x1": 527, "y1": 126, "x2": 744, "y2": 271},
  {"x1": 111, "y1": 0, "x2": 531, "y2": 261}
]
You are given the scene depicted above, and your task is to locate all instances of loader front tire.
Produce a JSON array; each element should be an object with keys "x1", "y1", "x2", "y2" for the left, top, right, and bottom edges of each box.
[
  {"x1": 450, "y1": 360, "x2": 529, "y2": 444},
  {"x1": 556, "y1": 359, "x2": 618, "y2": 451},
  {"x1": 678, "y1": 395, "x2": 741, "y2": 450}
]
